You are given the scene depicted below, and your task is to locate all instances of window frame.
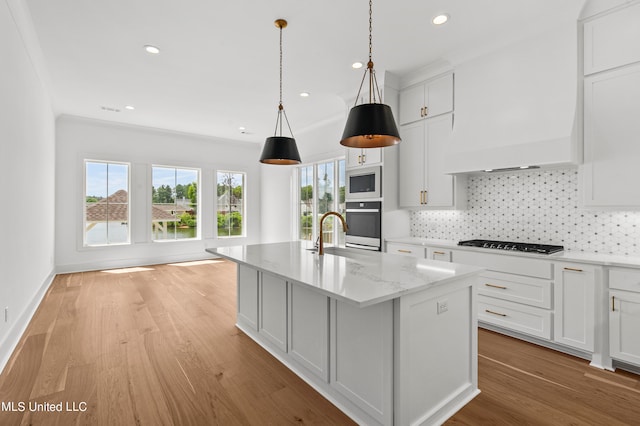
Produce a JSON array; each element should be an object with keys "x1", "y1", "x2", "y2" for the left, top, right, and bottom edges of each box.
[
  {"x1": 216, "y1": 170, "x2": 247, "y2": 238},
  {"x1": 151, "y1": 164, "x2": 201, "y2": 242},
  {"x1": 295, "y1": 157, "x2": 346, "y2": 245},
  {"x1": 83, "y1": 159, "x2": 132, "y2": 247}
]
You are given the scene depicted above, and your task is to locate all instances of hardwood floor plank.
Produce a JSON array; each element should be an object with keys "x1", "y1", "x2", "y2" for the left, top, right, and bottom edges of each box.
[{"x1": 2, "y1": 260, "x2": 639, "y2": 425}]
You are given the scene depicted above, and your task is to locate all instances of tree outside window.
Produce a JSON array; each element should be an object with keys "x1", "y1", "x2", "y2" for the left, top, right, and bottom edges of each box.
[
  {"x1": 151, "y1": 166, "x2": 199, "y2": 240},
  {"x1": 217, "y1": 171, "x2": 245, "y2": 237}
]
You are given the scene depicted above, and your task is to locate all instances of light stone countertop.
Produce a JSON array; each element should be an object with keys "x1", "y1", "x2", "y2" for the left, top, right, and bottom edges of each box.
[
  {"x1": 386, "y1": 237, "x2": 640, "y2": 269},
  {"x1": 206, "y1": 241, "x2": 483, "y2": 308}
]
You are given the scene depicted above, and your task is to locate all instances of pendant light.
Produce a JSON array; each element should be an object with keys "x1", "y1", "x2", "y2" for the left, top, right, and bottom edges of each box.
[
  {"x1": 260, "y1": 19, "x2": 302, "y2": 165},
  {"x1": 340, "y1": 0, "x2": 401, "y2": 148}
]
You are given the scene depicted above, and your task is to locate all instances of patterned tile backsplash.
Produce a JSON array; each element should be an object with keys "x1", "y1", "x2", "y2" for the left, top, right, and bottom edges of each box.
[{"x1": 410, "y1": 168, "x2": 640, "y2": 256}]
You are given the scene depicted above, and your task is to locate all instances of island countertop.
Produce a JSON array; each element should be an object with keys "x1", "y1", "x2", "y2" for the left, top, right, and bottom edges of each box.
[{"x1": 206, "y1": 241, "x2": 483, "y2": 307}]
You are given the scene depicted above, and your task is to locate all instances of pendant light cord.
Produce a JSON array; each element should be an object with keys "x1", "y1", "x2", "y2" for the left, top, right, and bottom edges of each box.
[
  {"x1": 273, "y1": 21, "x2": 294, "y2": 138},
  {"x1": 353, "y1": 0, "x2": 382, "y2": 107}
]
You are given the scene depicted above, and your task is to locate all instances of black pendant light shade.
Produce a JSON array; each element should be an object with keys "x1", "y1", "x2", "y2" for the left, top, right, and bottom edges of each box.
[
  {"x1": 260, "y1": 136, "x2": 301, "y2": 165},
  {"x1": 260, "y1": 19, "x2": 301, "y2": 165},
  {"x1": 340, "y1": 0, "x2": 401, "y2": 149},
  {"x1": 340, "y1": 103, "x2": 401, "y2": 148}
]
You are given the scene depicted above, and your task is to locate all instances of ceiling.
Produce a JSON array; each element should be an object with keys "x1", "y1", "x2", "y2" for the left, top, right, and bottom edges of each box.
[{"x1": 24, "y1": 0, "x2": 585, "y2": 145}]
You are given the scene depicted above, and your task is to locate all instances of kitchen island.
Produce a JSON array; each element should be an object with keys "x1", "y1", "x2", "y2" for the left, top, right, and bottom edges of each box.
[{"x1": 206, "y1": 242, "x2": 483, "y2": 426}]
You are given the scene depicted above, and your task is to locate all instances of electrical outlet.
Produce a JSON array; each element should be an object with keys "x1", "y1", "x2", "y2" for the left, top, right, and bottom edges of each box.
[{"x1": 437, "y1": 300, "x2": 448, "y2": 315}]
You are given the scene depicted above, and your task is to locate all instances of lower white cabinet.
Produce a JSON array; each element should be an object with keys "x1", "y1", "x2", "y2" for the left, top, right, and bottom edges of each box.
[
  {"x1": 478, "y1": 295, "x2": 552, "y2": 339},
  {"x1": 609, "y1": 268, "x2": 640, "y2": 366},
  {"x1": 259, "y1": 272, "x2": 288, "y2": 352},
  {"x1": 237, "y1": 264, "x2": 259, "y2": 330},
  {"x1": 289, "y1": 283, "x2": 329, "y2": 381},
  {"x1": 553, "y1": 263, "x2": 597, "y2": 352},
  {"x1": 386, "y1": 242, "x2": 425, "y2": 258},
  {"x1": 427, "y1": 247, "x2": 452, "y2": 262}
]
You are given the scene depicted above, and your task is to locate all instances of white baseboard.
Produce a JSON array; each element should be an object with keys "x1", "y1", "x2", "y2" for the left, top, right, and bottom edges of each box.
[
  {"x1": 0, "y1": 270, "x2": 56, "y2": 376},
  {"x1": 55, "y1": 252, "x2": 218, "y2": 274}
]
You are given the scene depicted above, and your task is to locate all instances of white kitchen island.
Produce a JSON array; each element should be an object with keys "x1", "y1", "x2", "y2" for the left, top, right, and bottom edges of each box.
[{"x1": 206, "y1": 242, "x2": 483, "y2": 426}]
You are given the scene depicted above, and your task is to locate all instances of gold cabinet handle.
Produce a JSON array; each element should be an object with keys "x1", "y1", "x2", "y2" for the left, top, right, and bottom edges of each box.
[
  {"x1": 419, "y1": 191, "x2": 423, "y2": 204},
  {"x1": 485, "y1": 283, "x2": 508, "y2": 290},
  {"x1": 424, "y1": 106, "x2": 428, "y2": 117},
  {"x1": 433, "y1": 251, "x2": 446, "y2": 255},
  {"x1": 420, "y1": 107, "x2": 425, "y2": 117},
  {"x1": 612, "y1": 296, "x2": 615, "y2": 312},
  {"x1": 398, "y1": 249, "x2": 412, "y2": 254},
  {"x1": 564, "y1": 267, "x2": 583, "y2": 272},
  {"x1": 424, "y1": 190, "x2": 428, "y2": 204},
  {"x1": 357, "y1": 154, "x2": 361, "y2": 165},
  {"x1": 485, "y1": 309, "x2": 507, "y2": 317},
  {"x1": 361, "y1": 153, "x2": 366, "y2": 164}
]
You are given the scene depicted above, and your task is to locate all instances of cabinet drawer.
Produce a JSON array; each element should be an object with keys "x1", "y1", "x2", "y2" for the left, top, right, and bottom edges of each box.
[
  {"x1": 609, "y1": 268, "x2": 640, "y2": 292},
  {"x1": 386, "y1": 242, "x2": 425, "y2": 258},
  {"x1": 427, "y1": 247, "x2": 452, "y2": 262},
  {"x1": 452, "y1": 250, "x2": 553, "y2": 279},
  {"x1": 478, "y1": 295, "x2": 552, "y2": 340},
  {"x1": 478, "y1": 271, "x2": 552, "y2": 309}
]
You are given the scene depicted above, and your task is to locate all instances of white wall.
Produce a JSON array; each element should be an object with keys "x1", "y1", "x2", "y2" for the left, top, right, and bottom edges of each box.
[
  {"x1": 0, "y1": 0, "x2": 56, "y2": 372},
  {"x1": 55, "y1": 115, "x2": 262, "y2": 272}
]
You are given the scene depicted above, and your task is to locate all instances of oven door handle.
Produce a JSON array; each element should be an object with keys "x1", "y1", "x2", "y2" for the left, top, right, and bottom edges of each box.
[{"x1": 346, "y1": 209, "x2": 380, "y2": 213}]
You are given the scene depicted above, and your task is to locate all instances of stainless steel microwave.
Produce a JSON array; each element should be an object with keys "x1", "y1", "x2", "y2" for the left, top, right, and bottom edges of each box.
[{"x1": 346, "y1": 165, "x2": 381, "y2": 200}]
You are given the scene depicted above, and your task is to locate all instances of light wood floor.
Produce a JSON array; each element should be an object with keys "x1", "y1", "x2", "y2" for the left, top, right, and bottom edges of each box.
[{"x1": 0, "y1": 259, "x2": 639, "y2": 425}]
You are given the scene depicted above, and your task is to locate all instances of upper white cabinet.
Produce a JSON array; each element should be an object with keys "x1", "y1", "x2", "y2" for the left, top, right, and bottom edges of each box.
[
  {"x1": 346, "y1": 147, "x2": 382, "y2": 168},
  {"x1": 399, "y1": 74, "x2": 453, "y2": 126},
  {"x1": 583, "y1": 2, "x2": 640, "y2": 75},
  {"x1": 399, "y1": 114, "x2": 465, "y2": 208},
  {"x1": 581, "y1": 9, "x2": 640, "y2": 208}
]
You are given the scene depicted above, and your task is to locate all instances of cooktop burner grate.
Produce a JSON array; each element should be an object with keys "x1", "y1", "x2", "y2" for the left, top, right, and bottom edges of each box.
[{"x1": 458, "y1": 239, "x2": 564, "y2": 255}]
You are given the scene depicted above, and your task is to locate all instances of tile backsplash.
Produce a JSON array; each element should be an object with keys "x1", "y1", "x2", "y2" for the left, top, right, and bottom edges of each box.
[{"x1": 410, "y1": 168, "x2": 640, "y2": 256}]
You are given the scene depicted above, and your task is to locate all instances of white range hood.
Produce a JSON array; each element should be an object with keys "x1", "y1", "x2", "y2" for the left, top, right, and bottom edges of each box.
[{"x1": 445, "y1": 23, "x2": 580, "y2": 174}]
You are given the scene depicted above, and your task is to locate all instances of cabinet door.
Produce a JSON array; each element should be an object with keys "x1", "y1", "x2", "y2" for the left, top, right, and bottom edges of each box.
[
  {"x1": 553, "y1": 263, "x2": 596, "y2": 352},
  {"x1": 289, "y1": 283, "x2": 329, "y2": 381},
  {"x1": 399, "y1": 84, "x2": 425, "y2": 125},
  {"x1": 399, "y1": 121, "x2": 425, "y2": 207},
  {"x1": 425, "y1": 114, "x2": 454, "y2": 207},
  {"x1": 610, "y1": 290, "x2": 640, "y2": 366},
  {"x1": 259, "y1": 272, "x2": 288, "y2": 352},
  {"x1": 583, "y1": 2, "x2": 640, "y2": 75},
  {"x1": 582, "y1": 63, "x2": 640, "y2": 207},
  {"x1": 237, "y1": 265, "x2": 258, "y2": 330},
  {"x1": 426, "y1": 247, "x2": 452, "y2": 262},
  {"x1": 346, "y1": 148, "x2": 382, "y2": 168},
  {"x1": 425, "y1": 73, "x2": 454, "y2": 118}
]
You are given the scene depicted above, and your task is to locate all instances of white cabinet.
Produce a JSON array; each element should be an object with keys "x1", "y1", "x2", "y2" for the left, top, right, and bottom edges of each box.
[
  {"x1": 583, "y1": 2, "x2": 640, "y2": 75},
  {"x1": 399, "y1": 74, "x2": 453, "y2": 125},
  {"x1": 426, "y1": 247, "x2": 452, "y2": 262},
  {"x1": 289, "y1": 283, "x2": 329, "y2": 381},
  {"x1": 582, "y1": 63, "x2": 640, "y2": 207},
  {"x1": 553, "y1": 263, "x2": 597, "y2": 352},
  {"x1": 259, "y1": 272, "x2": 288, "y2": 352},
  {"x1": 237, "y1": 264, "x2": 258, "y2": 330},
  {"x1": 399, "y1": 114, "x2": 464, "y2": 208},
  {"x1": 346, "y1": 147, "x2": 382, "y2": 168},
  {"x1": 386, "y1": 242, "x2": 425, "y2": 258},
  {"x1": 609, "y1": 268, "x2": 640, "y2": 366}
]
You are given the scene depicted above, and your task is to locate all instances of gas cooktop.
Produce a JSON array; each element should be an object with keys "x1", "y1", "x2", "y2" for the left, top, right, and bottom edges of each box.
[{"x1": 458, "y1": 239, "x2": 564, "y2": 255}]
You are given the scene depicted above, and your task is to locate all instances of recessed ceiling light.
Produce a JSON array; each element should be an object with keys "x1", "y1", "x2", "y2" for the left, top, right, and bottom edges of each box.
[
  {"x1": 238, "y1": 126, "x2": 246, "y2": 131},
  {"x1": 520, "y1": 166, "x2": 530, "y2": 169},
  {"x1": 432, "y1": 14, "x2": 449, "y2": 25},
  {"x1": 352, "y1": 62, "x2": 363, "y2": 69},
  {"x1": 125, "y1": 105, "x2": 135, "y2": 110},
  {"x1": 144, "y1": 45, "x2": 160, "y2": 54},
  {"x1": 300, "y1": 92, "x2": 310, "y2": 97}
]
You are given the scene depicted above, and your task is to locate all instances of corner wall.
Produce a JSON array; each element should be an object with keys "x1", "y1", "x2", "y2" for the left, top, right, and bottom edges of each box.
[{"x1": 0, "y1": 0, "x2": 56, "y2": 373}]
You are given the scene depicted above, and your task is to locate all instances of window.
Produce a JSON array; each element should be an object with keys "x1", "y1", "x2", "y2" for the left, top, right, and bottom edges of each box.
[
  {"x1": 151, "y1": 166, "x2": 199, "y2": 240},
  {"x1": 84, "y1": 161, "x2": 130, "y2": 246},
  {"x1": 297, "y1": 159, "x2": 346, "y2": 244},
  {"x1": 217, "y1": 171, "x2": 245, "y2": 237}
]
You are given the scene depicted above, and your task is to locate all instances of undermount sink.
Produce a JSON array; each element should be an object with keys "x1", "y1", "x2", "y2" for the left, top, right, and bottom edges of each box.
[{"x1": 308, "y1": 246, "x2": 378, "y2": 262}]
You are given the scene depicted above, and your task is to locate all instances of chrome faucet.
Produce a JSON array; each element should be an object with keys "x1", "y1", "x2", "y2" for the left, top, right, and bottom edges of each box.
[{"x1": 318, "y1": 211, "x2": 348, "y2": 255}]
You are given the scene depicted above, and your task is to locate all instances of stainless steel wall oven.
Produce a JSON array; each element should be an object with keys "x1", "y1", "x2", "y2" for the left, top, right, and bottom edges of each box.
[{"x1": 345, "y1": 201, "x2": 381, "y2": 251}]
